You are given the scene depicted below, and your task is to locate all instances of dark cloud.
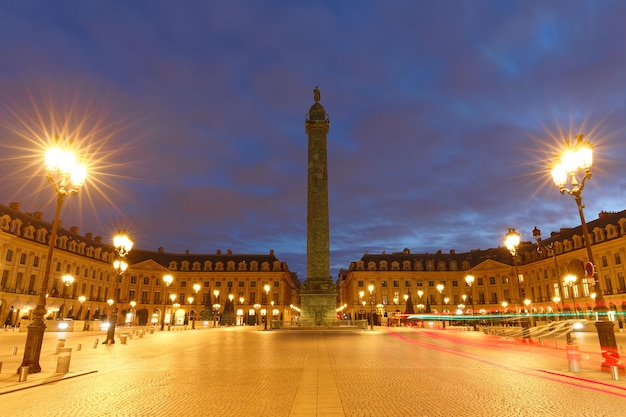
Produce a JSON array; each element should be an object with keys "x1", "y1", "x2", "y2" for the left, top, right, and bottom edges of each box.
[{"x1": 1, "y1": 1, "x2": 626, "y2": 280}]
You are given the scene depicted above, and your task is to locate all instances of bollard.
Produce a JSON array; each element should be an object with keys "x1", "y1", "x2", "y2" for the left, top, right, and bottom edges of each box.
[
  {"x1": 77, "y1": 343, "x2": 82, "y2": 351},
  {"x1": 93, "y1": 338, "x2": 99, "y2": 348},
  {"x1": 0, "y1": 361, "x2": 3, "y2": 373},
  {"x1": 18, "y1": 366, "x2": 29, "y2": 382},
  {"x1": 56, "y1": 348, "x2": 72, "y2": 373},
  {"x1": 55, "y1": 339, "x2": 66, "y2": 354},
  {"x1": 611, "y1": 366, "x2": 620, "y2": 381},
  {"x1": 12, "y1": 346, "x2": 18, "y2": 355},
  {"x1": 139, "y1": 330, "x2": 144, "y2": 338},
  {"x1": 620, "y1": 345, "x2": 625, "y2": 355},
  {"x1": 566, "y1": 343, "x2": 581, "y2": 373},
  {"x1": 120, "y1": 333, "x2": 128, "y2": 344}
]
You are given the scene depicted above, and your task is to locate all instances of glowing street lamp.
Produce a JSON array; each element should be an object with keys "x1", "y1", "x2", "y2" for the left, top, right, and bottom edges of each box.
[
  {"x1": 504, "y1": 228, "x2": 528, "y2": 338},
  {"x1": 77, "y1": 295, "x2": 86, "y2": 320},
  {"x1": 263, "y1": 285, "x2": 270, "y2": 330},
  {"x1": 564, "y1": 274, "x2": 578, "y2": 318},
  {"x1": 20, "y1": 143, "x2": 87, "y2": 374},
  {"x1": 464, "y1": 274, "x2": 476, "y2": 330},
  {"x1": 60, "y1": 274, "x2": 74, "y2": 319},
  {"x1": 104, "y1": 230, "x2": 133, "y2": 344},
  {"x1": 368, "y1": 284, "x2": 374, "y2": 330},
  {"x1": 161, "y1": 274, "x2": 173, "y2": 330},
  {"x1": 129, "y1": 300, "x2": 137, "y2": 326},
  {"x1": 551, "y1": 134, "x2": 621, "y2": 372},
  {"x1": 213, "y1": 289, "x2": 220, "y2": 328}
]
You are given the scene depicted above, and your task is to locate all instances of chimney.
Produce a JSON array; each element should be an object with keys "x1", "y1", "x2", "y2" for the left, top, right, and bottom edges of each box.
[
  {"x1": 158, "y1": 247, "x2": 164, "y2": 253},
  {"x1": 85, "y1": 232, "x2": 93, "y2": 240},
  {"x1": 216, "y1": 249, "x2": 221, "y2": 254},
  {"x1": 450, "y1": 249, "x2": 456, "y2": 255},
  {"x1": 227, "y1": 249, "x2": 232, "y2": 255},
  {"x1": 270, "y1": 249, "x2": 274, "y2": 256},
  {"x1": 95, "y1": 236, "x2": 102, "y2": 243},
  {"x1": 33, "y1": 212, "x2": 44, "y2": 220},
  {"x1": 9, "y1": 202, "x2": 21, "y2": 211},
  {"x1": 185, "y1": 249, "x2": 189, "y2": 254},
  {"x1": 70, "y1": 226, "x2": 79, "y2": 234}
]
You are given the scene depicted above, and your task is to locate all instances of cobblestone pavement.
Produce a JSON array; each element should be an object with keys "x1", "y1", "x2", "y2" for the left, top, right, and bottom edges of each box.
[{"x1": 1, "y1": 325, "x2": 625, "y2": 416}]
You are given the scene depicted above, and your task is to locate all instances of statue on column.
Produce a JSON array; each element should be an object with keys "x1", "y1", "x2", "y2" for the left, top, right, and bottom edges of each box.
[{"x1": 314, "y1": 86, "x2": 321, "y2": 103}]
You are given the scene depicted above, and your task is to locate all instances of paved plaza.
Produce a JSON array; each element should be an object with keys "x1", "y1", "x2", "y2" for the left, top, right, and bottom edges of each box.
[{"x1": 0, "y1": 325, "x2": 625, "y2": 416}]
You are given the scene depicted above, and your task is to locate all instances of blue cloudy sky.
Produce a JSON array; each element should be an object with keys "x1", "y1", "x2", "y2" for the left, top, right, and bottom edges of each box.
[{"x1": 1, "y1": 1, "x2": 626, "y2": 280}]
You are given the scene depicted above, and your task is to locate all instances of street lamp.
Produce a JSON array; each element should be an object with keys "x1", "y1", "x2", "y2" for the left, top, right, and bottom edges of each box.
[
  {"x1": 553, "y1": 296, "x2": 561, "y2": 321},
  {"x1": 104, "y1": 230, "x2": 133, "y2": 344},
  {"x1": 263, "y1": 284, "x2": 270, "y2": 330},
  {"x1": 532, "y1": 227, "x2": 566, "y2": 317},
  {"x1": 436, "y1": 284, "x2": 446, "y2": 329},
  {"x1": 465, "y1": 274, "x2": 476, "y2": 330},
  {"x1": 213, "y1": 289, "x2": 220, "y2": 328},
  {"x1": 129, "y1": 300, "x2": 136, "y2": 326},
  {"x1": 191, "y1": 283, "x2": 201, "y2": 329},
  {"x1": 161, "y1": 274, "x2": 173, "y2": 330},
  {"x1": 368, "y1": 284, "x2": 374, "y2": 330},
  {"x1": 417, "y1": 290, "x2": 424, "y2": 313},
  {"x1": 564, "y1": 274, "x2": 578, "y2": 318},
  {"x1": 20, "y1": 143, "x2": 87, "y2": 373},
  {"x1": 60, "y1": 274, "x2": 74, "y2": 319},
  {"x1": 551, "y1": 134, "x2": 621, "y2": 371},
  {"x1": 504, "y1": 228, "x2": 529, "y2": 339},
  {"x1": 77, "y1": 295, "x2": 86, "y2": 320}
]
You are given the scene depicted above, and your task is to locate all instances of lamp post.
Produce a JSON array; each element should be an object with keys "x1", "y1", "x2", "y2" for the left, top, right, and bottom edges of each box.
[
  {"x1": 551, "y1": 134, "x2": 621, "y2": 372},
  {"x1": 532, "y1": 227, "x2": 566, "y2": 318},
  {"x1": 564, "y1": 274, "x2": 578, "y2": 318},
  {"x1": 553, "y1": 296, "x2": 561, "y2": 321},
  {"x1": 464, "y1": 274, "x2": 476, "y2": 330},
  {"x1": 263, "y1": 284, "x2": 270, "y2": 330},
  {"x1": 129, "y1": 301, "x2": 136, "y2": 326},
  {"x1": 20, "y1": 143, "x2": 87, "y2": 373},
  {"x1": 436, "y1": 284, "x2": 445, "y2": 329},
  {"x1": 104, "y1": 230, "x2": 133, "y2": 344},
  {"x1": 254, "y1": 303, "x2": 261, "y2": 325},
  {"x1": 191, "y1": 283, "x2": 201, "y2": 329},
  {"x1": 213, "y1": 289, "x2": 220, "y2": 328},
  {"x1": 60, "y1": 274, "x2": 74, "y2": 319},
  {"x1": 77, "y1": 295, "x2": 86, "y2": 320},
  {"x1": 161, "y1": 275, "x2": 173, "y2": 331},
  {"x1": 504, "y1": 228, "x2": 529, "y2": 339},
  {"x1": 168, "y1": 294, "x2": 177, "y2": 329},
  {"x1": 524, "y1": 299, "x2": 533, "y2": 327},
  {"x1": 417, "y1": 290, "x2": 424, "y2": 313},
  {"x1": 502, "y1": 301, "x2": 509, "y2": 327},
  {"x1": 368, "y1": 284, "x2": 374, "y2": 330}
]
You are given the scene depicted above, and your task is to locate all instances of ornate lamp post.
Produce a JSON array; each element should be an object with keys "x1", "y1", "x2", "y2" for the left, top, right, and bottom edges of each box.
[
  {"x1": 77, "y1": 295, "x2": 86, "y2": 320},
  {"x1": 553, "y1": 296, "x2": 561, "y2": 321},
  {"x1": 504, "y1": 228, "x2": 529, "y2": 339},
  {"x1": 20, "y1": 143, "x2": 87, "y2": 374},
  {"x1": 213, "y1": 289, "x2": 220, "y2": 328},
  {"x1": 436, "y1": 284, "x2": 446, "y2": 329},
  {"x1": 551, "y1": 134, "x2": 621, "y2": 372},
  {"x1": 465, "y1": 274, "x2": 476, "y2": 330},
  {"x1": 564, "y1": 274, "x2": 578, "y2": 318},
  {"x1": 60, "y1": 274, "x2": 74, "y2": 319},
  {"x1": 161, "y1": 275, "x2": 173, "y2": 330},
  {"x1": 532, "y1": 227, "x2": 566, "y2": 317},
  {"x1": 417, "y1": 290, "x2": 424, "y2": 313},
  {"x1": 129, "y1": 300, "x2": 136, "y2": 326},
  {"x1": 191, "y1": 283, "x2": 200, "y2": 329},
  {"x1": 104, "y1": 230, "x2": 133, "y2": 344},
  {"x1": 263, "y1": 284, "x2": 270, "y2": 330},
  {"x1": 368, "y1": 284, "x2": 374, "y2": 330}
]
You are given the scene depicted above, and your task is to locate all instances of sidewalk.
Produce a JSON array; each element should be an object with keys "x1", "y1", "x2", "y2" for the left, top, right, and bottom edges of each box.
[{"x1": 0, "y1": 327, "x2": 152, "y2": 395}]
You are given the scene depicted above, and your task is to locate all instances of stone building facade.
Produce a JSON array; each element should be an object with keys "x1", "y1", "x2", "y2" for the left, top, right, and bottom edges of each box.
[
  {"x1": 338, "y1": 210, "x2": 626, "y2": 325},
  {"x1": 0, "y1": 202, "x2": 298, "y2": 330}
]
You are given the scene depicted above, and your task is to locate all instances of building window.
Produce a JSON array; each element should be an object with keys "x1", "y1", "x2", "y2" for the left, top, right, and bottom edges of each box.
[
  {"x1": 477, "y1": 278, "x2": 483, "y2": 286},
  {"x1": 602, "y1": 256, "x2": 608, "y2": 267},
  {"x1": 489, "y1": 277, "x2": 496, "y2": 285},
  {"x1": 405, "y1": 280, "x2": 410, "y2": 287},
  {"x1": 452, "y1": 281, "x2": 458, "y2": 287},
  {"x1": 428, "y1": 281, "x2": 434, "y2": 287},
  {"x1": 357, "y1": 280, "x2": 364, "y2": 287},
  {"x1": 239, "y1": 281, "x2": 245, "y2": 287},
  {"x1": 615, "y1": 253, "x2": 622, "y2": 265},
  {"x1": 393, "y1": 281, "x2": 399, "y2": 287},
  {"x1": 381, "y1": 280, "x2": 388, "y2": 287},
  {"x1": 502, "y1": 276, "x2": 509, "y2": 284},
  {"x1": 143, "y1": 277, "x2": 150, "y2": 285},
  {"x1": 274, "y1": 281, "x2": 280, "y2": 287},
  {"x1": 250, "y1": 281, "x2": 256, "y2": 287},
  {"x1": 33, "y1": 256, "x2": 39, "y2": 267},
  {"x1": 130, "y1": 276, "x2": 137, "y2": 284}
]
